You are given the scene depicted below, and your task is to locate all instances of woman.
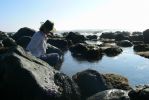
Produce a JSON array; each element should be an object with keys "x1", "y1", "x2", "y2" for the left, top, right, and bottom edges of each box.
[{"x1": 26, "y1": 20, "x2": 62, "y2": 67}]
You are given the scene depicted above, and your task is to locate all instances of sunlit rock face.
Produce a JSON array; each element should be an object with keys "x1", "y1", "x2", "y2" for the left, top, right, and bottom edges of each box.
[{"x1": 0, "y1": 46, "x2": 81, "y2": 100}]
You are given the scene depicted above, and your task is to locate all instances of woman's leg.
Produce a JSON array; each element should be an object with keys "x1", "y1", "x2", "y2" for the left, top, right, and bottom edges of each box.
[{"x1": 40, "y1": 53, "x2": 63, "y2": 69}]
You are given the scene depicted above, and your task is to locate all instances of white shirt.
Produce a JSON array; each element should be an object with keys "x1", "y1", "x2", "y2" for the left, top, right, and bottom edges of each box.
[{"x1": 26, "y1": 31, "x2": 47, "y2": 57}]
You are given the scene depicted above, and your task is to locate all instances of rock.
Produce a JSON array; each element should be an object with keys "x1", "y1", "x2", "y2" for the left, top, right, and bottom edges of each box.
[
  {"x1": 54, "y1": 73, "x2": 81, "y2": 100},
  {"x1": 16, "y1": 36, "x2": 31, "y2": 48},
  {"x1": 132, "y1": 31, "x2": 143, "y2": 36},
  {"x1": 115, "y1": 33, "x2": 129, "y2": 41},
  {"x1": 87, "y1": 89, "x2": 130, "y2": 100},
  {"x1": 117, "y1": 40, "x2": 133, "y2": 47},
  {"x1": 143, "y1": 29, "x2": 149, "y2": 43},
  {"x1": 100, "y1": 32, "x2": 115, "y2": 39},
  {"x1": 69, "y1": 43, "x2": 102, "y2": 61},
  {"x1": 72, "y1": 69, "x2": 112, "y2": 99},
  {"x1": 47, "y1": 38, "x2": 68, "y2": 51},
  {"x1": 102, "y1": 45, "x2": 122, "y2": 57},
  {"x1": 0, "y1": 31, "x2": 8, "y2": 40},
  {"x1": 0, "y1": 46, "x2": 81, "y2": 100},
  {"x1": 132, "y1": 41, "x2": 144, "y2": 45},
  {"x1": 103, "y1": 74, "x2": 131, "y2": 90},
  {"x1": 128, "y1": 85, "x2": 149, "y2": 100},
  {"x1": 86, "y1": 35, "x2": 98, "y2": 40},
  {"x1": 100, "y1": 38, "x2": 115, "y2": 43},
  {"x1": 65, "y1": 32, "x2": 86, "y2": 44},
  {"x1": 129, "y1": 35, "x2": 144, "y2": 42},
  {"x1": 115, "y1": 31, "x2": 130, "y2": 36},
  {"x1": 2, "y1": 38, "x2": 17, "y2": 47},
  {"x1": 12, "y1": 27, "x2": 35, "y2": 41},
  {"x1": 136, "y1": 51, "x2": 149, "y2": 58},
  {"x1": 133, "y1": 44, "x2": 149, "y2": 52}
]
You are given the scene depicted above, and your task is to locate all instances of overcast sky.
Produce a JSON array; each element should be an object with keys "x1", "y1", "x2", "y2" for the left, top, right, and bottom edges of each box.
[{"x1": 0, "y1": 0, "x2": 149, "y2": 32}]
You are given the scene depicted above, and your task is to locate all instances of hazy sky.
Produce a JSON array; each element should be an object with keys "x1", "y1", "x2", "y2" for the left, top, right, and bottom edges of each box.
[{"x1": 0, "y1": 0, "x2": 149, "y2": 32}]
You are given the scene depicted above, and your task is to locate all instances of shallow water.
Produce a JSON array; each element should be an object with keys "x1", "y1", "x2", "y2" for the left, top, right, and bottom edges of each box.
[{"x1": 60, "y1": 47, "x2": 149, "y2": 86}]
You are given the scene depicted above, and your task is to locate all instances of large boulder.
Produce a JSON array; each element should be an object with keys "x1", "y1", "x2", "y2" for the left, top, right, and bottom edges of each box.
[
  {"x1": 72, "y1": 69, "x2": 112, "y2": 99},
  {"x1": 101, "y1": 45, "x2": 123, "y2": 57},
  {"x1": 69, "y1": 43, "x2": 102, "y2": 61},
  {"x1": 100, "y1": 32, "x2": 115, "y2": 39},
  {"x1": 143, "y1": 29, "x2": 149, "y2": 43},
  {"x1": 0, "y1": 46, "x2": 81, "y2": 100},
  {"x1": 12, "y1": 27, "x2": 35, "y2": 41},
  {"x1": 65, "y1": 32, "x2": 86, "y2": 44},
  {"x1": 87, "y1": 89, "x2": 130, "y2": 100},
  {"x1": 16, "y1": 36, "x2": 31, "y2": 48},
  {"x1": 47, "y1": 38, "x2": 68, "y2": 51},
  {"x1": 117, "y1": 40, "x2": 133, "y2": 47},
  {"x1": 133, "y1": 44, "x2": 149, "y2": 52}
]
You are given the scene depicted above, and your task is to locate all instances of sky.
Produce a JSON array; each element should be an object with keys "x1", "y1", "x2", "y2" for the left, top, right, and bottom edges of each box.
[{"x1": 0, "y1": 0, "x2": 149, "y2": 32}]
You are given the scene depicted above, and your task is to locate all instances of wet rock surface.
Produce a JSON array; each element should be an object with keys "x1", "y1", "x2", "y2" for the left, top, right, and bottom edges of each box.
[
  {"x1": 69, "y1": 43, "x2": 102, "y2": 61},
  {"x1": 100, "y1": 44, "x2": 123, "y2": 57}
]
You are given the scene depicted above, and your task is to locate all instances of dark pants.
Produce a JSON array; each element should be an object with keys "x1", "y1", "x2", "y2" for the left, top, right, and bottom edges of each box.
[{"x1": 40, "y1": 53, "x2": 62, "y2": 68}]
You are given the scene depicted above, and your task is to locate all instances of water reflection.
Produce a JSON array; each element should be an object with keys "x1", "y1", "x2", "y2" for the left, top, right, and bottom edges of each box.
[{"x1": 60, "y1": 47, "x2": 149, "y2": 86}]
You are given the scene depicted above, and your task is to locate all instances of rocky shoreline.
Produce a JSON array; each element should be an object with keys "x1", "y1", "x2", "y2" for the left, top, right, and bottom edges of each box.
[{"x1": 0, "y1": 28, "x2": 149, "y2": 100}]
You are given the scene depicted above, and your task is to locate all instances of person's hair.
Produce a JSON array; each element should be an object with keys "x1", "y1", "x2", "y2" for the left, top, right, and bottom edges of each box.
[{"x1": 39, "y1": 20, "x2": 54, "y2": 32}]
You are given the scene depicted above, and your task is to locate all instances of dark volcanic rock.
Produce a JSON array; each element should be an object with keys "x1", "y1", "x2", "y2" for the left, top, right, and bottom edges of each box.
[
  {"x1": 16, "y1": 36, "x2": 31, "y2": 48},
  {"x1": 117, "y1": 40, "x2": 133, "y2": 47},
  {"x1": 69, "y1": 43, "x2": 102, "y2": 61},
  {"x1": 0, "y1": 46, "x2": 81, "y2": 100},
  {"x1": 102, "y1": 45, "x2": 122, "y2": 57},
  {"x1": 115, "y1": 34, "x2": 129, "y2": 41},
  {"x1": 143, "y1": 29, "x2": 149, "y2": 43},
  {"x1": 72, "y1": 69, "x2": 112, "y2": 99},
  {"x1": 86, "y1": 35, "x2": 98, "y2": 40},
  {"x1": 132, "y1": 31, "x2": 143, "y2": 36},
  {"x1": 100, "y1": 32, "x2": 115, "y2": 39},
  {"x1": 0, "y1": 31, "x2": 8, "y2": 40},
  {"x1": 128, "y1": 85, "x2": 149, "y2": 100},
  {"x1": 2, "y1": 38, "x2": 17, "y2": 47},
  {"x1": 47, "y1": 38, "x2": 68, "y2": 51},
  {"x1": 65, "y1": 32, "x2": 86, "y2": 44},
  {"x1": 129, "y1": 35, "x2": 144, "y2": 42},
  {"x1": 133, "y1": 44, "x2": 149, "y2": 52},
  {"x1": 12, "y1": 27, "x2": 35, "y2": 41},
  {"x1": 87, "y1": 89, "x2": 130, "y2": 100}
]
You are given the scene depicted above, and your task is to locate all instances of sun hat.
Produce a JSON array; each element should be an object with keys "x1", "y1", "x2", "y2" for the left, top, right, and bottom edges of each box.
[{"x1": 42, "y1": 20, "x2": 56, "y2": 32}]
